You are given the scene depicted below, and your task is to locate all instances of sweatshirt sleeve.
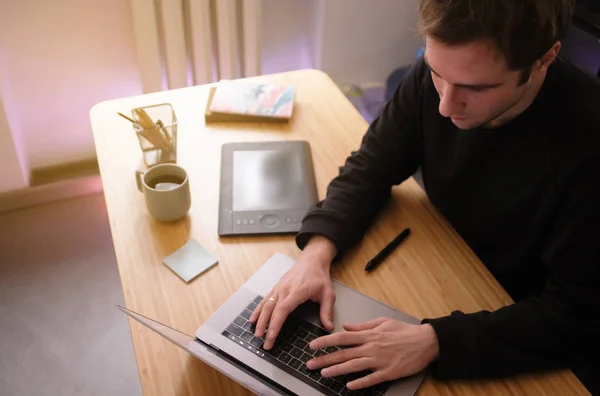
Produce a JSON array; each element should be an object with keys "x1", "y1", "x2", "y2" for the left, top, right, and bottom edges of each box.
[
  {"x1": 423, "y1": 156, "x2": 600, "y2": 379},
  {"x1": 296, "y1": 60, "x2": 427, "y2": 255}
]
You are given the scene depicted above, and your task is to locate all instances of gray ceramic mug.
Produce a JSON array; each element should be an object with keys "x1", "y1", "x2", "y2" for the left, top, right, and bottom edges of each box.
[{"x1": 135, "y1": 164, "x2": 191, "y2": 221}]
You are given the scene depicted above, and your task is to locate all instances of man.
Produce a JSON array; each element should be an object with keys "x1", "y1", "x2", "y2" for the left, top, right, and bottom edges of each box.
[{"x1": 250, "y1": 0, "x2": 600, "y2": 393}]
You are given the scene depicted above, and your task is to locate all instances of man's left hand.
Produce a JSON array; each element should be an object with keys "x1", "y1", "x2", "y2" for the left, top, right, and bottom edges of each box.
[{"x1": 306, "y1": 317, "x2": 439, "y2": 390}]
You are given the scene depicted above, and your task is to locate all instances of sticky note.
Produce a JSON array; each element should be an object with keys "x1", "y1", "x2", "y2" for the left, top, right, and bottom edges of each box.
[{"x1": 163, "y1": 239, "x2": 218, "y2": 283}]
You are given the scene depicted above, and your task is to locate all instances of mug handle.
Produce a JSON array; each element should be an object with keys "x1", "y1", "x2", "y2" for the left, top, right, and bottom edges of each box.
[{"x1": 135, "y1": 170, "x2": 145, "y2": 192}]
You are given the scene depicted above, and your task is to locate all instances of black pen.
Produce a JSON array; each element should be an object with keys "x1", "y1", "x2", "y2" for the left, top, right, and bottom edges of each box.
[{"x1": 365, "y1": 228, "x2": 411, "y2": 272}]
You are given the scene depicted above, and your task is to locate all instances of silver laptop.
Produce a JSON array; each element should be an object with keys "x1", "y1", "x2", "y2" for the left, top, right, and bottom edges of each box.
[{"x1": 119, "y1": 253, "x2": 426, "y2": 395}]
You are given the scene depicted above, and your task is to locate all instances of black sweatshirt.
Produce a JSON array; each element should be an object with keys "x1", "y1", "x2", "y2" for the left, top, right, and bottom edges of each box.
[{"x1": 296, "y1": 57, "x2": 600, "y2": 381}]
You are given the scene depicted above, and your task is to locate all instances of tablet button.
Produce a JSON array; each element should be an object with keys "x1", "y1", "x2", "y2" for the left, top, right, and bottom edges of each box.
[
  {"x1": 249, "y1": 219, "x2": 255, "y2": 225},
  {"x1": 286, "y1": 217, "x2": 292, "y2": 223},
  {"x1": 261, "y1": 215, "x2": 280, "y2": 227},
  {"x1": 243, "y1": 219, "x2": 248, "y2": 225},
  {"x1": 235, "y1": 220, "x2": 241, "y2": 225}
]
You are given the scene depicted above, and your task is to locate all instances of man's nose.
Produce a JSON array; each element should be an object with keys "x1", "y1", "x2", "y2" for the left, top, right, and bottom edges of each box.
[{"x1": 438, "y1": 85, "x2": 463, "y2": 118}]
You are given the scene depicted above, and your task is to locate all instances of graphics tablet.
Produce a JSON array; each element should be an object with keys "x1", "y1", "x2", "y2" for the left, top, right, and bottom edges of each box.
[{"x1": 218, "y1": 141, "x2": 318, "y2": 236}]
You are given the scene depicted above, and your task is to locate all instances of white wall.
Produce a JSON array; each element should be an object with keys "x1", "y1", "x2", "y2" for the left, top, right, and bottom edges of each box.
[
  {"x1": 0, "y1": 50, "x2": 29, "y2": 193},
  {"x1": 261, "y1": 0, "x2": 421, "y2": 85},
  {"x1": 0, "y1": 0, "x2": 142, "y2": 169},
  {"x1": 317, "y1": 0, "x2": 422, "y2": 85},
  {"x1": 261, "y1": 0, "x2": 317, "y2": 75}
]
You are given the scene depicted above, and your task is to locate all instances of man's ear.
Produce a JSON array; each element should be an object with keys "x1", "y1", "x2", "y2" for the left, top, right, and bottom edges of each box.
[{"x1": 536, "y1": 42, "x2": 561, "y2": 73}]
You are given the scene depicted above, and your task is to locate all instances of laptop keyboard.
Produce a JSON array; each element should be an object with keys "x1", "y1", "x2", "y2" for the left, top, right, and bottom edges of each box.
[{"x1": 222, "y1": 295, "x2": 391, "y2": 396}]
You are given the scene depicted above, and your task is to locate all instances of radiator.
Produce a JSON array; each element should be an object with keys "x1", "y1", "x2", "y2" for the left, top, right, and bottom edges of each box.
[{"x1": 129, "y1": 0, "x2": 262, "y2": 93}]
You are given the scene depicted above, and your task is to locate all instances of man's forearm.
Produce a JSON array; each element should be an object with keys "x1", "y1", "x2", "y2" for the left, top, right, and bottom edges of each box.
[
  {"x1": 423, "y1": 299, "x2": 569, "y2": 379},
  {"x1": 296, "y1": 61, "x2": 426, "y2": 257}
]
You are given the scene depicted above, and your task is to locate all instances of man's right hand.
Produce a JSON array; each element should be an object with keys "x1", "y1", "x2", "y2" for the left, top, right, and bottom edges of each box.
[{"x1": 249, "y1": 236, "x2": 338, "y2": 350}]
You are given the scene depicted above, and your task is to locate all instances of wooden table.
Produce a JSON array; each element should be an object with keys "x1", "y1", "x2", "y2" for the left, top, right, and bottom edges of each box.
[{"x1": 90, "y1": 70, "x2": 588, "y2": 396}]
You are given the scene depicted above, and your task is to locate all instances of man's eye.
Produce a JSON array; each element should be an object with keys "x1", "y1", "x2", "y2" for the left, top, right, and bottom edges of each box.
[{"x1": 469, "y1": 86, "x2": 488, "y2": 93}]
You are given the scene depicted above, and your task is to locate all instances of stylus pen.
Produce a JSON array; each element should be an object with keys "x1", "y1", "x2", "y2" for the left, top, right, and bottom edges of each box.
[{"x1": 365, "y1": 228, "x2": 411, "y2": 272}]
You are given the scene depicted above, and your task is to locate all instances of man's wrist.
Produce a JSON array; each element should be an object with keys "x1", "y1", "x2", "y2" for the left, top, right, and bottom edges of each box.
[
  {"x1": 420, "y1": 323, "x2": 440, "y2": 364},
  {"x1": 303, "y1": 235, "x2": 337, "y2": 267}
]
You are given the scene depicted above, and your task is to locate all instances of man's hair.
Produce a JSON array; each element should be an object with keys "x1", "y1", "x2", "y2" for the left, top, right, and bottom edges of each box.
[{"x1": 419, "y1": 0, "x2": 574, "y2": 85}]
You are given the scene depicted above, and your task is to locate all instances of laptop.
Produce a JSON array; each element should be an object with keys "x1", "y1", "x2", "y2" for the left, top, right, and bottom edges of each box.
[{"x1": 118, "y1": 253, "x2": 426, "y2": 395}]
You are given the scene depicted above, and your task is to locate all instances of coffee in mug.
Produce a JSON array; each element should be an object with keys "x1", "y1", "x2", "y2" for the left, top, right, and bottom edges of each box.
[
  {"x1": 146, "y1": 175, "x2": 186, "y2": 191},
  {"x1": 135, "y1": 164, "x2": 191, "y2": 221}
]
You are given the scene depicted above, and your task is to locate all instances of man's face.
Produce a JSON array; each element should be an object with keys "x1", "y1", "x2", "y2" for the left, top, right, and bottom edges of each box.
[{"x1": 425, "y1": 37, "x2": 531, "y2": 130}]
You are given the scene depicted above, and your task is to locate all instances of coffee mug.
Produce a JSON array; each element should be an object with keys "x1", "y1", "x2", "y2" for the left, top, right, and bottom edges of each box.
[{"x1": 135, "y1": 163, "x2": 191, "y2": 221}]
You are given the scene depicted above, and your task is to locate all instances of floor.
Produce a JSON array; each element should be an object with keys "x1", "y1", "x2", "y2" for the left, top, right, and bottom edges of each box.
[{"x1": 0, "y1": 193, "x2": 142, "y2": 396}]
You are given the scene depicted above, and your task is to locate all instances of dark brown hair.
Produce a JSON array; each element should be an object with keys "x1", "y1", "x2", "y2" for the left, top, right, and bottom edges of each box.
[{"x1": 419, "y1": 0, "x2": 574, "y2": 84}]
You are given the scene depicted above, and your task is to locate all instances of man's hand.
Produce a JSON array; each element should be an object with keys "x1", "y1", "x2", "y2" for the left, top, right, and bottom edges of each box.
[
  {"x1": 249, "y1": 236, "x2": 337, "y2": 349},
  {"x1": 307, "y1": 317, "x2": 439, "y2": 390}
]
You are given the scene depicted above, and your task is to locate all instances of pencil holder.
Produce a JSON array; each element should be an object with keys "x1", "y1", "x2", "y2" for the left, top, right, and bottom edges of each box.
[{"x1": 131, "y1": 103, "x2": 177, "y2": 167}]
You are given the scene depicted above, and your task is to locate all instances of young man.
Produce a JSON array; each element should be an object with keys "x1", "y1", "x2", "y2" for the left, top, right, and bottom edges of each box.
[{"x1": 250, "y1": 0, "x2": 600, "y2": 393}]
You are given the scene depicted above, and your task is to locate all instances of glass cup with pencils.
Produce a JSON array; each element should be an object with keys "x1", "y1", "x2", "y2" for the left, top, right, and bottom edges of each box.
[{"x1": 118, "y1": 103, "x2": 178, "y2": 168}]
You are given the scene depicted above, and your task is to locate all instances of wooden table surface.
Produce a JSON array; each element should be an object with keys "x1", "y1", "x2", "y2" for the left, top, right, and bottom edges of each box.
[{"x1": 90, "y1": 69, "x2": 588, "y2": 396}]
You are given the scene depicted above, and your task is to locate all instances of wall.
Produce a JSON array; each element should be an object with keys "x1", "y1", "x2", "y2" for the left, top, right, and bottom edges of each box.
[
  {"x1": 261, "y1": 0, "x2": 317, "y2": 75},
  {"x1": 0, "y1": 0, "x2": 142, "y2": 169},
  {"x1": 0, "y1": 49, "x2": 29, "y2": 193},
  {"x1": 316, "y1": 0, "x2": 422, "y2": 85},
  {"x1": 261, "y1": 0, "x2": 421, "y2": 85}
]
